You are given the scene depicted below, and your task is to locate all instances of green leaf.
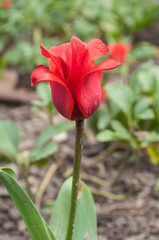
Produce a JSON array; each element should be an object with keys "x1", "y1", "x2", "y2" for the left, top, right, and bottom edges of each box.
[
  {"x1": 141, "y1": 132, "x2": 159, "y2": 145},
  {"x1": 33, "y1": 122, "x2": 73, "y2": 150},
  {"x1": 97, "y1": 129, "x2": 117, "y2": 142},
  {"x1": 50, "y1": 177, "x2": 97, "y2": 240},
  {"x1": 0, "y1": 121, "x2": 19, "y2": 158},
  {"x1": 111, "y1": 120, "x2": 129, "y2": 134},
  {"x1": 106, "y1": 83, "x2": 134, "y2": 120},
  {"x1": 136, "y1": 109, "x2": 155, "y2": 120},
  {"x1": 130, "y1": 62, "x2": 159, "y2": 96},
  {"x1": 97, "y1": 129, "x2": 131, "y2": 142},
  {"x1": 0, "y1": 168, "x2": 55, "y2": 240},
  {"x1": 36, "y1": 82, "x2": 52, "y2": 106},
  {"x1": 30, "y1": 141, "x2": 58, "y2": 163},
  {"x1": 29, "y1": 122, "x2": 73, "y2": 162},
  {"x1": 97, "y1": 128, "x2": 136, "y2": 148},
  {"x1": 131, "y1": 42, "x2": 158, "y2": 60},
  {"x1": 97, "y1": 111, "x2": 112, "y2": 130},
  {"x1": 134, "y1": 96, "x2": 153, "y2": 117},
  {"x1": 35, "y1": 82, "x2": 55, "y2": 116},
  {"x1": 0, "y1": 167, "x2": 17, "y2": 180}
]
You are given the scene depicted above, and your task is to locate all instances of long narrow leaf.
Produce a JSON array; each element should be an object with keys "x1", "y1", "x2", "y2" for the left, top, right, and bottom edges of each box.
[{"x1": 0, "y1": 167, "x2": 55, "y2": 240}]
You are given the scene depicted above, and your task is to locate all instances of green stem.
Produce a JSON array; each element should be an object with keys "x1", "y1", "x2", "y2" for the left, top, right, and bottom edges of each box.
[{"x1": 66, "y1": 119, "x2": 84, "y2": 240}]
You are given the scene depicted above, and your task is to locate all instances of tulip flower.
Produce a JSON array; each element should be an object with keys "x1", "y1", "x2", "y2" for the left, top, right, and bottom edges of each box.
[
  {"x1": 1, "y1": 0, "x2": 12, "y2": 9},
  {"x1": 31, "y1": 35, "x2": 120, "y2": 120},
  {"x1": 101, "y1": 87, "x2": 107, "y2": 102},
  {"x1": 108, "y1": 42, "x2": 132, "y2": 64}
]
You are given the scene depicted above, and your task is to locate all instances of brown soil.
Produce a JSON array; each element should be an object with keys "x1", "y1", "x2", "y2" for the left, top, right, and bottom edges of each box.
[{"x1": 0, "y1": 103, "x2": 159, "y2": 240}]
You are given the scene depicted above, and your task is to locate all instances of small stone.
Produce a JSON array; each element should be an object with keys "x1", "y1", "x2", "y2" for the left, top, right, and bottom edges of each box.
[
  {"x1": 3, "y1": 222, "x2": 15, "y2": 230},
  {"x1": 18, "y1": 219, "x2": 26, "y2": 232},
  {"x1": 10, "y1": 208, "x2": 20, "y2": 220},
  {"x1": 0, "y1": 234, "x2": 10, "y2": 240}
]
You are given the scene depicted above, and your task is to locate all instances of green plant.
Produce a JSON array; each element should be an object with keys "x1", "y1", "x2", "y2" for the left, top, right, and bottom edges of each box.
[
  {"x1": 88, "y1": 61, "x2": 159, "y2": 175},
  {"x1": 0, "y1": 120, "x2": 73, "y2": 195},
  {"x1": 32, "y1": 82, "x2": 55, "y2": 120},
  {"x1": 0, "y1": 167, "x2": 96, "y2": 240},
  {"x1": 1, "y1": 0, "x2": 159, "y2": 74}
]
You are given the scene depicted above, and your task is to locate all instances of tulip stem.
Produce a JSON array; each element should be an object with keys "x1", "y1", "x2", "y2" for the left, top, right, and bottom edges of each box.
[{"x1": 66, "y1": 119, "x2": 84, "y2": 240}]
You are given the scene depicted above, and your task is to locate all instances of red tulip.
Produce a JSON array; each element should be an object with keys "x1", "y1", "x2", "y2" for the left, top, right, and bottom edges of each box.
[
  {"x1": 31, "y1": 36, "x2": 120, "y2": 120},
  {"x1": 108, "y1": 42, "x2": 132, "y2": 64},
  {"x1": 101, "y1": 87, "x2": 107, "y2": 102},
  {"x1": 1, "y1": 0, "x2": 12, "y2": 9}
]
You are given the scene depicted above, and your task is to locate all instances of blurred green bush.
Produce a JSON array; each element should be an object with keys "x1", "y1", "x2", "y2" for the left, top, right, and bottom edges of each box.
[
  {"x1": 88, "y1": 61, "x2": 159, "y2": 165},
  {"x1": 0, "y1": 0, "x2": 159, "y2": 74}
]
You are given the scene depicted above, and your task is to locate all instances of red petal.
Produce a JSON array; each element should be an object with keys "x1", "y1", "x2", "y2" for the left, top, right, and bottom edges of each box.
[
  {"x1": 76, "y1": 57, "x2": 120, "y2": 119},
  {"x1": 70, "y1": 36, "x2": 87, "y2": 69},
  {"x1": 31, "y1": 65, "x2": 66, "y2": 89},
  {"x1": 31, "y1": 65, "x2": 74, "y2": 120},
  {"x1": 77, "y1": 71, "x2": 102, "y2": 119},
  {"x1": 40, "y1": 45, "x2": 67, "y2": 80},
  {"x1": 67, "y1": 36, "x2": 87, "y2": 92},
  {"x1": 87, "y1": 39, "x2": 109, "y2": 60},
  {"x1": 40, "y1": 44, "x2": 50, "y2": 58},
  {"x1": 50, "y1": 82, "x2": 74, "y2": 120},
  {"x1": 83, "y1": 57, "x2": 120, "y2": 79},
  {"x1": 50, "y1": 43, "x2": 71, "y2": 63},
  {"x1": 108, "y1": 42, "x2": 132, "y2": 63}
]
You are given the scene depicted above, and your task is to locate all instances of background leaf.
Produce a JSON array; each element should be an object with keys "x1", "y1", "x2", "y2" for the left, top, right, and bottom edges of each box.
[
  {"x1": 0, "y1": 121, "x2": 19, "y2": 158},
  {"x1": 32, "y1": 122, "x2": 73, "y2": 150},
  {"x1": 29, "y1": 141, "x2": 58, "y2": 163},
  {"x1": 106, "y1": 83, "x2": 134, "y2": 121},
  {"x1": 29, "y1": 122, "x2": 73, "y2": 162},
  {"x1": 50, "y1": 177, "x2": 97, "y2": 240},
  {"x1": 134, "y1": 96, "x2": 153, "y2": 117}
]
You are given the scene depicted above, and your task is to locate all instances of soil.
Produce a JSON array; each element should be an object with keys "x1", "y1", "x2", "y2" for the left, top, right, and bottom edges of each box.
[{"x1": 0, "y1": 103, "x2": 159, "y2": 240}]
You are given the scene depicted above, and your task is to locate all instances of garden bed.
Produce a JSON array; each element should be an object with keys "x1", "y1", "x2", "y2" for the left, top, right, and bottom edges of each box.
[{"x1": 0, "y1": 103, "x2": 159, "y2": 240}]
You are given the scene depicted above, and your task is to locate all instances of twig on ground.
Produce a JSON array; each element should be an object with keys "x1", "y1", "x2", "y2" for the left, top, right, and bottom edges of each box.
[
  {"x1": 81, "y1": 172, "x2": 110, "y2": 186},
  {"x1": 87, "y1": 142, "x2": 128, "y2": 167},
  {"x1": 90, "y1": 186, "x2": 134, "y2": 201},
  {"x1": 35, "y1": 162, "x2": 58, "y2": 210},
  {"x1": 109, "y1": 150, "x2": 130, "y2": 187}
]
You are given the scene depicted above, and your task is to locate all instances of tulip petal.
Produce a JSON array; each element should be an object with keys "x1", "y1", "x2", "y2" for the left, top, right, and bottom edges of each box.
[
  {"x1": 40, "y1": 44, "x2": 50, "y2": 58},
  {"x1": 50, "y1": 82, "x2": 74, "y2": 120},
  {"x1": 40, "y1": 45, "x2": 67, "y2": 80},
  {"x1": 67, "y1": 35, "x2": 87, "y2": 88},
  {"x1": 31, "y1": 65, "x2": 74, "y2": 120},
  {"x1": 31, "y1": 65, "x2": 66, "y2": 87},
  {"x1": 87, "y1": 39, "x2": 109, "y2": 60},
  {"x1": 108, "y1": 42, "x2": 132, "y2": 63},
  {"x1": 77, "y1": 71, "x2": 102, "y2": 119},
  {"x1": 50, "y1": 43, "x2": 71, "y2": 63},
  {"x1": 83, "y1": 57, "x2": 120, "y2": 79}
]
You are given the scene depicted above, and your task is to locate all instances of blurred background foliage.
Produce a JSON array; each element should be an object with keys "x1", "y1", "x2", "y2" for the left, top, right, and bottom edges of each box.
[{"x1": 0, "y1": 0, "x2": 159, "y2": 74}]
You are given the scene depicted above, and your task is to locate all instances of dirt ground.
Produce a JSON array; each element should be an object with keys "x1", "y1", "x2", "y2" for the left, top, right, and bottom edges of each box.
[{"x1": 0, "y1": 103, "x2": 159, "y2": 240}]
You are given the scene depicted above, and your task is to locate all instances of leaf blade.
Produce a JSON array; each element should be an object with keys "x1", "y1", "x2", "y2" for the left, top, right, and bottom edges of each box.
[
  {"x1": 0, "y1": 168, "x2": 55, "y2": 240},
  {"x1": 0, "y1": 121, "x2": 19, "y2": 158}
]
